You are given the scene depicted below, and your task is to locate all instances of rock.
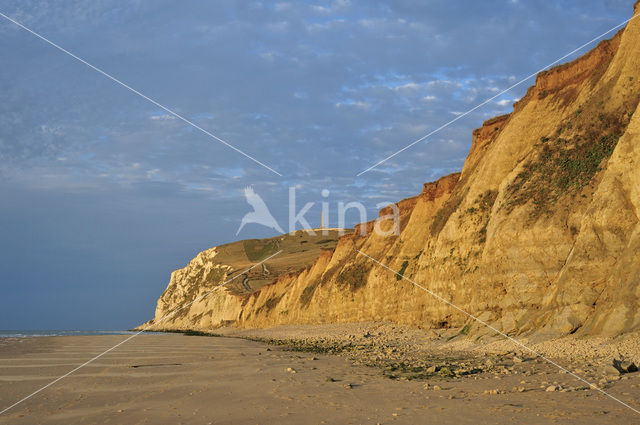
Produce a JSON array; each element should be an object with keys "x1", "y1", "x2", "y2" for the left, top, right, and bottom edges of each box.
[
  {"x1": 343, "y1": 384, "x2": 353, "y2": 389},
  {"x1": 432, "y1": 385, "x2": 441, "y2": 391},
  {"x1": 142, "y1": 5, "x2": 640, "y2": 348},
  {"x1": 613, "y1": 359, "x2": 638, "y2": 373},
  {"x1": 513, "y1": 356, "x2": 523, "y2": 363},
  {"x1": 426, "y1": 365, "x2": 437, "y2": 373},
  {"x1": 601, "y1": 364, "x2": 622, "y2": 377},
  {"x1": 286, "y1": 367, "x2": 296, "y2": 373},
  {"x1": 545, "y1": 385, "x2": 557, "y2": 392}
]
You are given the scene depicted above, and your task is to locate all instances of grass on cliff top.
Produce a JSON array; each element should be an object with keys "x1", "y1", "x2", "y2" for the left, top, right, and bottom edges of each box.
[{"x1": 243, "y1": 239, "x2": 280, "y2": 262}]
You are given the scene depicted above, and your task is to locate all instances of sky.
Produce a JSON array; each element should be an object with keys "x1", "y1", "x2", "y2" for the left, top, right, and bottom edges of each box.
[{"x1": 0, "y1": 0, "x2": 634, "y2": 330}]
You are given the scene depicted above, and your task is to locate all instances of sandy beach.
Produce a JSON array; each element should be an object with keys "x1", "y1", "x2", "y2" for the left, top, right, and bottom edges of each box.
[{"x1": 1, "y1": 331, "x2": 639, "y2": 424}]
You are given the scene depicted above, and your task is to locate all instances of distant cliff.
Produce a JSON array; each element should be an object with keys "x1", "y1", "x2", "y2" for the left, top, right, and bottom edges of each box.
[{"x1": 141, "y1": 3, "x2": 640, "y2": 338}]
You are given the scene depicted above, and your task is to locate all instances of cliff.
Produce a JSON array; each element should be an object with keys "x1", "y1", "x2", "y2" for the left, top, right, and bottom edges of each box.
[{"x1": 141, "y1": 4, "x2": 640, "y2": 338}]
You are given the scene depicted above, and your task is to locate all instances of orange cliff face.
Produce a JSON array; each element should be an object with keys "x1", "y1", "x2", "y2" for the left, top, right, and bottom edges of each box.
[
  {"x1": 354, "y1": 172, "x2": 460, "y2": 236},
  {"x1": 142, "y1": 3, "x2": 640, "y2": 338}
]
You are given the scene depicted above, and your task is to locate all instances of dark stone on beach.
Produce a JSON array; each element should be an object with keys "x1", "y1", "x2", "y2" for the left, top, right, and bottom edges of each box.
[{"x1": 613, "y1": 359, "x2": 638, "y2": 373}]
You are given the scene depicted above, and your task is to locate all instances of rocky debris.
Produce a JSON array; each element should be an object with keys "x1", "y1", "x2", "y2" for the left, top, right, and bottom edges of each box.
[{"x1": 545, "y1": 385, "x2": 557, "y2": 392}]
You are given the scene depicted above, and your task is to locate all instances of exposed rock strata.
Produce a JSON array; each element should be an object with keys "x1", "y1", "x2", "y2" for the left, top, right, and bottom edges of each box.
[{"x1": 142, "y1": 4, "x2": 640, "y2": 338}]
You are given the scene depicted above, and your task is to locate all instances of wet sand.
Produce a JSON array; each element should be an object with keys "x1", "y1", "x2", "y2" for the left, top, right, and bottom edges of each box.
[{"x1": 0, "y1": 333, "x2": 639, "y2": 424}]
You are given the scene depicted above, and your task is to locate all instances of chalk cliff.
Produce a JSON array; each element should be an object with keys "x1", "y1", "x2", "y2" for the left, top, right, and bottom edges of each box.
[{"x1": 141, "y1": 3, "x2": 640, "y2": 338}]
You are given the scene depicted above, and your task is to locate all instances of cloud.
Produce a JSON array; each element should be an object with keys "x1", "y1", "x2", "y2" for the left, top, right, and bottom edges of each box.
[
  {"x1": 0, "y1": 0, "x2": 632, "y2": 328},
  {"x1": 150, "y1": 114, "x2": 176, "y2": 121}
]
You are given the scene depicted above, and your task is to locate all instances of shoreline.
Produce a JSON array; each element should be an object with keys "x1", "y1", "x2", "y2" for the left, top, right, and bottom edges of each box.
[
  {"x1": 0, "y1": 332, "x2": 639, "y2": 423},
  {"x1": 136, "y1": 322, "x2": 640, "y2": 391}
]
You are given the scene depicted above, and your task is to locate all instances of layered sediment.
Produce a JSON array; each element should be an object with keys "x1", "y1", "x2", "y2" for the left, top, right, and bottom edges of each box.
[{"x1": 141, "y1": 4, "x2": 640, "y2": 339}]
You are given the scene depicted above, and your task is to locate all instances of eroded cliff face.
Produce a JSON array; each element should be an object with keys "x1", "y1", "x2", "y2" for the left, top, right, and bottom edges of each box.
[{"x1": 143, "y1": 4, "x2": 640, "y2": 338}]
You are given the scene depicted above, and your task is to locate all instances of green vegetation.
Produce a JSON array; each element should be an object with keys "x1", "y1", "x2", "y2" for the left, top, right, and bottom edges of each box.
[
  {"x1": 395, "y1": 260, "x2": 409, "y2": 281},
  {"x1": 464, "y1": 190, "x2": 497, "y2": 244},
  {"x1": 256, "y1": 294, "x2": 284, "y2": 315},
  {"x1": 504, "y1": 109, "x2": 632, "y2": 219},
  {"x1": 183, "y1": 330, "x2": 215, "y2": 337},
  {"x1": 336, "y1": 263, "x2": 371, "y2": 290},
  {"x1": 243, "y1": 239, "x2": 280, "y2": 262},
  {"x1": 446, "y1": 323, "x2": 471, "y2": 341},
  {"x1": 300, "y1": 283, "x2": 318, "y2": 307},
  {"x1": 430, "y1": 192, "x2": 464, "y2": 236}
]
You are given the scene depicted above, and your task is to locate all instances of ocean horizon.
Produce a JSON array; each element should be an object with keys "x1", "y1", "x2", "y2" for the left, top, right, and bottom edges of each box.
[{"x1": 0, "y1": 330, "x2": 137, "y2": 338}]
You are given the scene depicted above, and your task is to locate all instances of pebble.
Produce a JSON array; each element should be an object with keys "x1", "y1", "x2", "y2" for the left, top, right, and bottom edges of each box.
[
  {"x1": 545, "y1": 385, "x2": 557, "y2": 392},
  {"x1": 286, "y1": 367, "x2": 296, "y2": 373}
]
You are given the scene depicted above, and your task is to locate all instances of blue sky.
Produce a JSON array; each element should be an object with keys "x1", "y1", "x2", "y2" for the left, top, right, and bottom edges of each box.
[{"x1": 0, "y1": 0, "x2": 633, "y2": 329}]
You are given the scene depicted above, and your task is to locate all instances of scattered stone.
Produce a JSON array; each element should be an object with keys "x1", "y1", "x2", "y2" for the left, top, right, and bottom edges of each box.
[
  {"x1": 432, "y1": 385, "x2": 442, "y2": 391},
  {"x1": 545, "y1": 385, "x2": 557, "y2": 392},
  {"x1": 343, "y1": 384, "x2": 353, "y2": 389},
  {"x1": 286, "y1": 367, "x2": 296, "y2": 373},
  {"x1": 426, "y1": 365, "x2": 437, "y2": 373},
  {"x1": 513, "y1": 356, "x2": 523, "y2": 363}
]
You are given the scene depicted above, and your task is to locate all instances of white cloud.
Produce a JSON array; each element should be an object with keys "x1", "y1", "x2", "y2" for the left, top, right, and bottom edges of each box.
[{"x1": 150, "y1": 114, "x2": 176, "y2": 121}]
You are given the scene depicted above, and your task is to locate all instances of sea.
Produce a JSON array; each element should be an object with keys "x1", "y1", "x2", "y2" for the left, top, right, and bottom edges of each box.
[{"x1": 0, "y1": 330, "x2": 137, "y2": 338}]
